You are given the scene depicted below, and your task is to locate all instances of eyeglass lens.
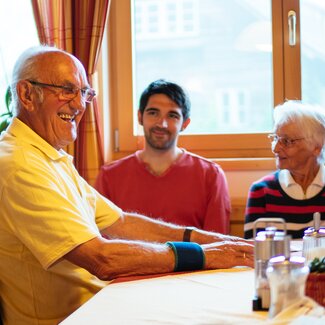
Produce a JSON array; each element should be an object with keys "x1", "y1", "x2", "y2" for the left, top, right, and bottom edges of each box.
[{"x1": 62, "y1": 87, "x2": 95, "y2": 103}]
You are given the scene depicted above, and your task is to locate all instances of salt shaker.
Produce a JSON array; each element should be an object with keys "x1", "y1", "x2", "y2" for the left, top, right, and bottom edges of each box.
[
  {"x1": 252, "y1": 218, "x2": 291, "y2": 311},
  {"x1": 266, "y1": 255, "x2": 309, "y2": 318},
  {"x1": 303, "y1": 212, "x2": 325, "y2": 262}
]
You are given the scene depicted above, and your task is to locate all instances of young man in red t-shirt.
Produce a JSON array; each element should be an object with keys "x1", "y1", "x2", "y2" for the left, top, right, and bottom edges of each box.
[{"x1": 95, "y1": 79, "x2": 230, "y2": 234}]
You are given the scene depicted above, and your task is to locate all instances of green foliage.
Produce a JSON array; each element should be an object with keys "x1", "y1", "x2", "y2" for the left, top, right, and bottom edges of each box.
[
  {"x1": 0, "y1": 87, "x2": 13, "y2": 133},
  {"x1": 309, "y1": 257, "x2": 325, "y2": 273}
]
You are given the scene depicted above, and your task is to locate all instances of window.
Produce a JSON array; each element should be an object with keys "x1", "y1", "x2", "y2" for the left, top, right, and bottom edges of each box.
[
  {"x1": 134, "y1": 0, "x2": 198, "y2": 40},
  {"x1": 133, "y1": 0, "x2": 273, "y2": 135},
  {"x1": 107, "y1": 0, "x2": 308, "y2": 159},
  {"x1": 301, "y1": 1, "x2": 325, "y2": 105},
  {"x1": 0, "y1": 1, "x2": 39, "y2": 114}
]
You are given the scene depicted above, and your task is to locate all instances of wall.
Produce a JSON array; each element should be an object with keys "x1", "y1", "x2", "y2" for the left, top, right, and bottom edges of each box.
[
  {"x1": 226, "y1": 170, "x2": 274, "y2": 237},
  {"x1": 216, "y1": 160, "x2": 275, "y2": 237}
]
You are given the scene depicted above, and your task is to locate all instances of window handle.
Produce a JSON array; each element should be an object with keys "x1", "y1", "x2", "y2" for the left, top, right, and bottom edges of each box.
[{"x1": 288, "y1": 10, "x2": 296, "y2": 46}]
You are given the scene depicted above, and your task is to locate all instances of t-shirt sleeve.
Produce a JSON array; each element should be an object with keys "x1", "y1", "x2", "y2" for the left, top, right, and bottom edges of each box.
[
  {"x1": 203, "y1": 164, "x2": 231, "y2": 234},
  {"x1": 2, "y1": 163, "x2": 121, "y2": 269}
]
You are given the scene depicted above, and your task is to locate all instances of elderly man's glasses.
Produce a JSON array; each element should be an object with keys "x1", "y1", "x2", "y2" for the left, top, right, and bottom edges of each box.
[
  {"x1": 267, "y1": 134, "x2": 305, "y2": 148},
  {"x1": 28, "y1": 80, "x2": 96, "y2": 103}
]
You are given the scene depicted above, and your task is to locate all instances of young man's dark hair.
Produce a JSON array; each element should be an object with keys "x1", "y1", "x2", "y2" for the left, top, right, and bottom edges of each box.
[{"x1": 139, "y1": 79, "x2": 191, "y2": 120}]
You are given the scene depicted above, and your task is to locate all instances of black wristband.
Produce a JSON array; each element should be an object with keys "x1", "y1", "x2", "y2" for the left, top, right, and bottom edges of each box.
[
  {"x1": 166, "y1": 241, "x2": 205, "y2": 272},
  {"x1": 183, "y1": 227, "x2": 196, "y2": 242}
]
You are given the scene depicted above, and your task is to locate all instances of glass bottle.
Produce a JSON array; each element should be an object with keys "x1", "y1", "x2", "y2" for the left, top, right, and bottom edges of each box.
[{"x1": 266, "y1": 255, "x2": 309, "y2": 318}]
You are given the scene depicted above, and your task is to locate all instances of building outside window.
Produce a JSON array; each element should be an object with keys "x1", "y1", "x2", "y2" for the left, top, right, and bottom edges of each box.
[
  {"x1": 132, "y1": 0, "x2": 273, "y2": 136},
  {"x1": 0, "y1": 1, "x2": 39, "y2": 115}
]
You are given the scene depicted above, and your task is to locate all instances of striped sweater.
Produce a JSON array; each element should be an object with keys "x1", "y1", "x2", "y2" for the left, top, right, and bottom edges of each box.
[{"x1": 244, "y1": 171, "x2": 325, "y2": 239}]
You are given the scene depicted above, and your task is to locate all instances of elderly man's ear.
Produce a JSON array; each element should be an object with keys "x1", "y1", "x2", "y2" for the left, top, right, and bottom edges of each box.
[{"x1": 16, "y1": 80, "x2": 35, "y2": 112}]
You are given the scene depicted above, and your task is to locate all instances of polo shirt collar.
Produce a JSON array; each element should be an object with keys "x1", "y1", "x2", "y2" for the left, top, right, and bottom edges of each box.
[
  {"x1": 7, "y1": 117, "x2": 71, "y2": 161},
  {"x1": 281, "y1": 164, "x2": 325, "y2": 188}
]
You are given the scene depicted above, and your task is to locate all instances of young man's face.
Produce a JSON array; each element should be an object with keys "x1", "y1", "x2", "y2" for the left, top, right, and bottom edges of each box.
[{"x1": 138, "y1": 93, "x2": 190, "y2": 151}]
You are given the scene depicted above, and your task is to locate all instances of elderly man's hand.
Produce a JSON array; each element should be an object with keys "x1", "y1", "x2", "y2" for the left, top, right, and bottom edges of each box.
[{"x1": 203, "y1": 240, "x2": 254, "y2": 269}]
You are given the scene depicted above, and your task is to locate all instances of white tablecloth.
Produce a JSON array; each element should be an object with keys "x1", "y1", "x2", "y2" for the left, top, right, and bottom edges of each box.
[
  {"x1": 61, "y1": 241, "x2": 324, "y2": 325},
  {"x1": 61, "y1": 268, "x2": 268, "y2": 325}
]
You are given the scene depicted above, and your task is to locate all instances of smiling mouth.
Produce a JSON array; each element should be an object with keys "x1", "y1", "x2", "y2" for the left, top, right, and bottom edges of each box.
[
  {"x1": 151, "y1": 128, "x2": 169, "y2": 136},
  {"x1": 58, "y1": 113, "x2": 75, "y2": 122}
]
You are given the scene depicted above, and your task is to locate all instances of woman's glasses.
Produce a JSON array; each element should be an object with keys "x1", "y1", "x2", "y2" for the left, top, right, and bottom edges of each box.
[{"x1": 268, "y1": 134, "x2": 305, "y2": 148}]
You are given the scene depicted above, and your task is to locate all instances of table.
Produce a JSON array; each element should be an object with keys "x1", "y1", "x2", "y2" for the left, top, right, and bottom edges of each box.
[
  {"x1": 61, "y1": 267, "x2": 268, "y2": 325},
  {"x1": 61, "y1": 241, "x2": 325, "y2": 325}
]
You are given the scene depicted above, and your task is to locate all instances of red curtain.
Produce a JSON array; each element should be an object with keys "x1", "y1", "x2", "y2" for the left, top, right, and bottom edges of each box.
[{"x1": 31, "y1": 0, "x2": 109, "y2": 185}]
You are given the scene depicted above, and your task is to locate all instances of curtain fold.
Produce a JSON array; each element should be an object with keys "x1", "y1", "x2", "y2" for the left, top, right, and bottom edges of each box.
[{"x1": 31, "y1": 0, "x2": 108, "y2": 185}]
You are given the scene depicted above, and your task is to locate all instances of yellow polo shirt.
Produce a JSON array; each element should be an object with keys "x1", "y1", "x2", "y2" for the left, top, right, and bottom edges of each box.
[{"x1": 0, "y1": 118, "x2": 122, "y2": 325}]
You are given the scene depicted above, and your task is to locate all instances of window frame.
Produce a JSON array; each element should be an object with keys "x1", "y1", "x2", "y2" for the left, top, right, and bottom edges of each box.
[{"x1": 106, "y1": 0, "x2": 300, "y2": 159}]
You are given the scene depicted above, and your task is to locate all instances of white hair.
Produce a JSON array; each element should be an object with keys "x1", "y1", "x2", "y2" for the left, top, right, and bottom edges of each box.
[
  {"x1": 274, "y1": 100, "x2": 325, "y2": 163},
  {"x1": 10, "y1": 45, "x2": 84, "y2": 115}
]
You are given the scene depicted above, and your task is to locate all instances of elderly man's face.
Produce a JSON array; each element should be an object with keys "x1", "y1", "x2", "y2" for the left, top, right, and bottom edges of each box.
[
  {"x1": 272, "y1": 122, "x2": 320, "y2": 173},
  {"x1": 21, "y1": 53, "x2": 89, "y2": 150}
]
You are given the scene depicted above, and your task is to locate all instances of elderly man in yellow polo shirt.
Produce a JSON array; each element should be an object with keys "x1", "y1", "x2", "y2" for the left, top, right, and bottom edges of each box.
[{"x1": 0, "y1": 45, "x2": 253, "y2": 325}]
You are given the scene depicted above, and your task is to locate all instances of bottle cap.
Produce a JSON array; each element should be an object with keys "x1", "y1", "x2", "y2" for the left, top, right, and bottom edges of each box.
[{"x1": 268, "y1": 255, "x2": 306, "y2": 269}]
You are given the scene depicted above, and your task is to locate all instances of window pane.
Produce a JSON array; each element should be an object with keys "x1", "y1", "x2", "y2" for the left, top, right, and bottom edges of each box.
[
  {"x1": 301, "y1": 1, "x2": 325, "y2": 105},
  {"x1": 132, "y1": 0, "x2": 273, "y2": 135},
  {"x1": 0, "y1": 0, "x2": 39, "y2": 114}
]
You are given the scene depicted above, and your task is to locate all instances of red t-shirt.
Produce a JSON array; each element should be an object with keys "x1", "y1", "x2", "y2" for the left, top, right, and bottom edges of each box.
[{"x1": 95, "y1": 150, "x2": 230, "y2": 234}]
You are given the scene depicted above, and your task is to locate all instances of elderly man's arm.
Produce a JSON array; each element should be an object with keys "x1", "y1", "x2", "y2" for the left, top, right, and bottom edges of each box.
[
  {"x1": 64, "y1": 236, "x2": 175, "y2": 280},
  {"x1": 64, "y1": 235, "x2": 254, "y2": 281},
  {"x1": 64, "y1": 212, "x2": 254, "y2": 281}
]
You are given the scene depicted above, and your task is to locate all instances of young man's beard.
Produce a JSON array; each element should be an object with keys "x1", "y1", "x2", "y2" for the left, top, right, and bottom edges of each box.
[{"x1": 145, "y1": 128, "x2": 177, "y2": 150}]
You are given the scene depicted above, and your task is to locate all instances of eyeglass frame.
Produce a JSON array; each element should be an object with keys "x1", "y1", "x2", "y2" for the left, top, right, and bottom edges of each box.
[
  {"x1": 27, "y1": 80, "x2": 96, "y2": 103},
  {"x1": 267, "y1": 133, "x2": 305, "y2": 148}
]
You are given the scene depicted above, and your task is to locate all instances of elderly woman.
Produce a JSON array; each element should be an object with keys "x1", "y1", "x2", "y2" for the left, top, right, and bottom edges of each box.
[{"x1": 244, "y1": 100, "x2": 325, "y2": 239}]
